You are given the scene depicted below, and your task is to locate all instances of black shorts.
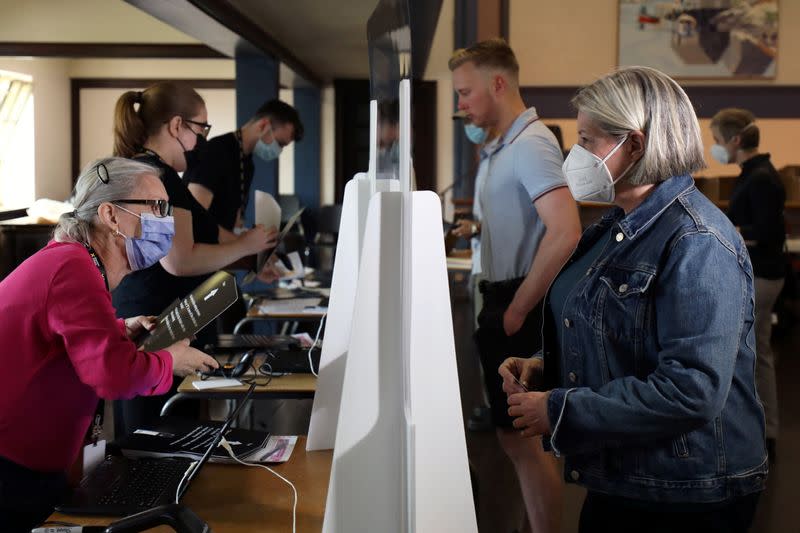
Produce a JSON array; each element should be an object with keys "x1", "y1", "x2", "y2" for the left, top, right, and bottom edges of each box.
[{"x1": 474, "y1": 278, "x2": 543, "y2": 428}]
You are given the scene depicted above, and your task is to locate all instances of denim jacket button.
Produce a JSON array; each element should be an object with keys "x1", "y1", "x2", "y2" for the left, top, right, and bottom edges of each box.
[
  {"x1": 619, "y1": 284, "x2": 628, "y2": 293},
  {"x1": 570, "y1": 470, "x2": 580, "y2": 481},
  {"x1": 615, "y1": 232, "x2": 624, "y2": 242},
  {"x1": 568, "y1": 371, "x2": 577, "y2": 383},
  {"x1": 564, "y1": 318, "x2": 572, "y2": 328}
]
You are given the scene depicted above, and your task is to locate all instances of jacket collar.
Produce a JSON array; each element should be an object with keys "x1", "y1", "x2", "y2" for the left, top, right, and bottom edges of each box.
[{"x1": 615, "y1": 174, "x2": 696, "y2": 240}]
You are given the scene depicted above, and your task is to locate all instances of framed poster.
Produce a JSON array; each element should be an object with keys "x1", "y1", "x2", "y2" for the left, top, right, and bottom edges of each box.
[{"x1": 618, "y1": 1, "x2": 778, "y2": 78}]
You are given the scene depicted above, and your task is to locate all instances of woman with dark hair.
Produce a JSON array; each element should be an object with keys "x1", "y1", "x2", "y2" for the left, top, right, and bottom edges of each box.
[
  {"x1": 111, "y1": 82, "x2": 278, "y2": 435},
  {"x1": 711, "y1": 107, "x2": 786, "y2": 462}
]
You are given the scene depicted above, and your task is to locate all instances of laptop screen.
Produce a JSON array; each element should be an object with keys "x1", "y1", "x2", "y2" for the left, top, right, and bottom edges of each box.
[{"x1": 177, "y1": 382, "x2": 257, "y2": 500}]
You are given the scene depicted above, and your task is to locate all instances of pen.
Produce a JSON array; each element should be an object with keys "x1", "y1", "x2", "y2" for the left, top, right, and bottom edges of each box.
[{"x1": 512, "y1": 375, "x2": 529, "y2": 392}]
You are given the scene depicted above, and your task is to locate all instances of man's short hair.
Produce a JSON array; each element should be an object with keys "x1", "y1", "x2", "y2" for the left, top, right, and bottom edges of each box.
[
  {"x1": 252, "y1": 99, "x2": 304, "y2": 142},
  {"x1": 448, "y1": 38, "x2": 519, "y2": 81}
]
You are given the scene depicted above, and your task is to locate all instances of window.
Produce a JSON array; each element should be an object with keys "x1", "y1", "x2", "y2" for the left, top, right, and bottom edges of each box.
[{"x1": 0, "y1": 71, "x2": 34, "y2": 210}]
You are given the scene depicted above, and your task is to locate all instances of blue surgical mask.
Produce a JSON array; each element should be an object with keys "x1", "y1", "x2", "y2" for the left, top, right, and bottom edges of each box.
[
  {"x1": 115, "y1": 207, "x2": 175, "y2": 270},
  {"x1": 464, "y1": 123, "x2": 488, "y2": 145},
  {"x1": 254, "y1": 138, "x2": 282, "y2": 161}
]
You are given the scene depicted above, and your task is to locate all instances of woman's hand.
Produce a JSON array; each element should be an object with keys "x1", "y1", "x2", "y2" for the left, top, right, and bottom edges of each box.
[
  {"x1": 508, "y1": 390, "x2": 551, "y2": 438},
  {"x1": 124, "y1": 315, "x2": 158, "y2": 340},
  {"x1": 451, "y1": 219, "x2": 478, "y2": 238},
  {"x1": 165, "y1": 339, "x2": 219, "y2": 377},
  {"x1": 499, "y1": 356, "x2": 544, "y2": 394},
  {"x1": 236, "y1": 224, "x2": 279, "y2": 256}
]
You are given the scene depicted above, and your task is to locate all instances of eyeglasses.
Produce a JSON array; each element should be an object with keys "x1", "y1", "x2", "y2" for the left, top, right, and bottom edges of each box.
[
  {"x1": 114, "y1": 199, "x2": 172, "y2": 218},
  {"x1": 184, "y1": 118, "x2": 212, "y2": 138}
]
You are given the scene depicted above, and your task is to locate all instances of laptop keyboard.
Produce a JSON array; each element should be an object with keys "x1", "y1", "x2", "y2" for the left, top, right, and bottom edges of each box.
[{"x1": 84, "y1": 456, "x2": 192, "y2": 510}]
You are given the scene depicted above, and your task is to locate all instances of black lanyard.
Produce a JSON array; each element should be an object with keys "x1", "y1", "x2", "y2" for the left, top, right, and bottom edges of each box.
[
  {"x1": 83, "y1": 243, "x2": 108, "y2": 443},
  {"x1": 84, "y1": 243, "x2": 109, "y2": 292},
  {"x1": 235, "y1": 129, "x2": 248, "y2": 214}
]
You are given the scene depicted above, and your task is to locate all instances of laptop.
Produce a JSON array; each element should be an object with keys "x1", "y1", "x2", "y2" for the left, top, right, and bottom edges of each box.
[
  {"x1": 56, "y1": 383, "x2": 257, "y2": 516},
  {"x1": 261, "y1": 347, "x2": 322, "y2": 375}
]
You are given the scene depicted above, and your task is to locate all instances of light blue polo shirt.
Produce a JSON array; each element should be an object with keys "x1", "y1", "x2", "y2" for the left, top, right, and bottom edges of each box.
[{"x1": 478, "y1": 107, "x2": 566, "y2": 282}]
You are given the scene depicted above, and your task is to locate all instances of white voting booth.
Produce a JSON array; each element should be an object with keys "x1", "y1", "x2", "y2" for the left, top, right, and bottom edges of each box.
[{"x1": 309, "y1": 1, "x2": 478, "y2": 530}]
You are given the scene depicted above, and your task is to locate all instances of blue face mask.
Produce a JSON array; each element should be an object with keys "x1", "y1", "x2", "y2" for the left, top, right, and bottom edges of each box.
[
  {"x1": 115, "y1": 207, "x2": 175, "y2": 271},
  {"x1": 254, "y1": 138, "x2": 282, "y2": 161},
  {"x1": 464, "y1": 123, "x2": 488, "y2": 145}
]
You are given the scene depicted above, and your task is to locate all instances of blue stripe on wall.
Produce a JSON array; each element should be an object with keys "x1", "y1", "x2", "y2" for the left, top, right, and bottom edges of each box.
[{"x1": 293, "y1": 87, "x2": 321, "y2": 208}]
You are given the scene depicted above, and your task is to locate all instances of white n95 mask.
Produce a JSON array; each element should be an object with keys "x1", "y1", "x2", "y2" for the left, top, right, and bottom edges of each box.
[{"x1": 562, "y1": 136, "x2": 632, "y2": 203}]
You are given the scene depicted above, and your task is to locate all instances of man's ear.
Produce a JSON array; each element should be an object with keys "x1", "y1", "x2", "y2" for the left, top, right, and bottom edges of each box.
[
  {"x1": 628, "y1": 130, "x2": 646, "y2": 161},
  {"x1": 96, "y1": 202, "x2": 119, "y2": 233},
  {"x1": 492, "y1": 73, "x2": 506, "y2": 97}
]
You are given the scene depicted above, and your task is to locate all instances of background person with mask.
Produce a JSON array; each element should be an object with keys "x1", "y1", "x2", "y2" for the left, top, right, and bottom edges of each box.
[
  {"x1": 184, "y1": 99, "x2": 304, "y2": 234},
  {"x1": 450, "y1": 38, "x2": 582, "y2": 533},
  {"x1": 111, "y1": 82, "x2": 278, "y2": 436},
  {"x1": 0, "y1": 158, "x2": 218, "y2": 532},
  {"x1": 710, "y1": 108, "x2": 786, "y2": 462}
]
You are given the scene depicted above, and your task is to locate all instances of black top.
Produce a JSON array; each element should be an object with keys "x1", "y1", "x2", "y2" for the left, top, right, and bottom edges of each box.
[
  {"x1": 726, "y1": 153, "x2": 786, "y2": 279},
  {"x1": 112, "y1": 154, "x2": 220, "y2": 321},
  {"x1": 183, "y1": 131, "x2": 254, "y2": 231}
]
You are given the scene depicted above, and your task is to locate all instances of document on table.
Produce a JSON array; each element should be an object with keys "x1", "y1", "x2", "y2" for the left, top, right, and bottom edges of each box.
[{"x1": 257, "y1": 297, "x2": 326, "y2": 314}]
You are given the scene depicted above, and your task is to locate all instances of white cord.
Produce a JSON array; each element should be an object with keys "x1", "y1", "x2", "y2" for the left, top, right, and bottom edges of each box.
[
  {"x1": 175, "y1": 460, "x2": 198, "y2": 504},
  {"x1": 220, "y1": 437, "x2": 297, "y2": 533},
  {"x1": 308, "y1": 312, "x2": 326, "y2": 377}
]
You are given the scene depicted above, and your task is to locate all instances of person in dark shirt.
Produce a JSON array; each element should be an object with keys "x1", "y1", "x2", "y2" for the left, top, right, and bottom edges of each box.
[
  {"x1": 184, "y1": 99, "x2": 303, "y2": 233},
  {"x1": 710, "y1": 107, "x2": 786, "y2": 461},
  {"x1": 110, "y1": 82, "x2": 280, "y2": 435}
]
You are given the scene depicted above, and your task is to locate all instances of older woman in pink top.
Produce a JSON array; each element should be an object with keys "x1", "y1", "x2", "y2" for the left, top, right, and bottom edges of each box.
[{"x1": 0, "y1": 157, "x2": 218, "y2": 532}]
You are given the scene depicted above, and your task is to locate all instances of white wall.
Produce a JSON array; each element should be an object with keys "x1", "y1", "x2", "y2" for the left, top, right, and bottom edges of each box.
[
  {"x1": 321, "y1": 85, "x2": 336, "y2": 204},
  {"x1": 0, "y1": 0, "x2": 197, "y2": 43},
  {"x1": 278, "y1": 88, "x2": 295, "y2": 195},
  {"x1": 0, "y1": 58, "x2": 72, "y2": 202}
]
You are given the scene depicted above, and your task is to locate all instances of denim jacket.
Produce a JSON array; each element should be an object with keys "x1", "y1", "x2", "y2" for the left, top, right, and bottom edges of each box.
[{"x1": 542, "y1": 174, "x2": 767, "y2": 503}]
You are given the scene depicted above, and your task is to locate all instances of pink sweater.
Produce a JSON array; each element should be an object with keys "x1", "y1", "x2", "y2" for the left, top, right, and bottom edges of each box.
[{"x1": 0, "y1": 241, "x2": 173, "y2": 472}]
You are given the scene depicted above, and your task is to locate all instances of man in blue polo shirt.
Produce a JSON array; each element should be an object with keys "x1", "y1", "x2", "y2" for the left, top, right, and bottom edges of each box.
[{"x1": 450, "y1": 39, "x2": 581, "y2": 533}]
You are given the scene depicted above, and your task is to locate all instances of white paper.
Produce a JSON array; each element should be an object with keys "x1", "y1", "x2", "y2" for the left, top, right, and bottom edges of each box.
[
  {"x1": 82, "y1": 439, "x2": 106, "y2": 476},
  {"x1": 277, "y1": 251, "x2": 305, "y2": 280},
  {"x1": 249, "y1": 435, "x2": 298, "y2": 463},
  {"x1": 255, "y1": 190, "x2": 281, "y2": 229},
  {"x1": 192, "y1": 378, "x2": 242, "y2": 390}
]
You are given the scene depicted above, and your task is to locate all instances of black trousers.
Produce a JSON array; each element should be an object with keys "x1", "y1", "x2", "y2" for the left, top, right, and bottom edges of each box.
[
  {"x1": 0, "y1": 455, "x2": 67, "y2": 533},
  {"x1": 473, "y1": 277, "x2": 543, "y2": 427},
  {"x1": 579, "y1": 491, "x2": 761, "y2": 533}
]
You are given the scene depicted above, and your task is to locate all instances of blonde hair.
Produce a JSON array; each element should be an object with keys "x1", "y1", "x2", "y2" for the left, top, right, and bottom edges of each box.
[
  {"x1": 711, "y1": 108, "x2": 759, "y2": 150},
  {"x1": 572, "y1": 66, "x2": 706, "y2": 186},
  {"x1": 448, "y1": 38, "x2": 519, "y2": 83},
  {"x1": 54, "y1": 157, "x2": 161, "y2": 245}
]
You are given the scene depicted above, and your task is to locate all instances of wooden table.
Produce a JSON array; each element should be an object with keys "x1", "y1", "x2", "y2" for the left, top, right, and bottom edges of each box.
[
  {"x1": 48, "y1": 437, "x2": 332, "y2": 532},
  {"x1": 234, "y1": 296, "x2": 328, "y2": 334},
  {"x1": 161, "y1": 372, "x2": 317, "y2": 416}
]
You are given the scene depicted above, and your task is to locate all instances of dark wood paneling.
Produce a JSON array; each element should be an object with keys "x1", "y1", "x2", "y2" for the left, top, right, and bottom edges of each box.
[
  {"x1": 521, "y1": 85, "x2": 800, "y2": 119},
  {"x1": 71, "y1": 78, "x2": 235, "y2": 181},
  {"x1": 0, "y1": 42, "x2": 225, "y2": 58}
]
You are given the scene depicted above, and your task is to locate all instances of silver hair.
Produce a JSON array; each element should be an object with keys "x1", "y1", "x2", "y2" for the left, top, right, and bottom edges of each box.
[
  {"x1": 572, "y1": 66, "x2": 706, "y2": 186},
  {"x1": 53, "y1": 157, "x2": 162, "y2": 245}
]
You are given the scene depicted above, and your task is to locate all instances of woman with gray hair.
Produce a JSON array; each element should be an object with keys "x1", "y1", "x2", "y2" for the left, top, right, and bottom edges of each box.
[
  {"x1": 0, "y1": 157, "x2": 217, "y2": 532},
  {"x1": 499, "y1": 67, "x2": 766, "y2": 531}
]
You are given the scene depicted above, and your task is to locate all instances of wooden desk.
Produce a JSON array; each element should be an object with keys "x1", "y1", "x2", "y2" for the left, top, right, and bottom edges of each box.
[
  {"x1": 161, "y1": 373, "x2": 317, "y2": 416},
  {"x1": 234, "y1": 297, "x2": 327, "y2": 334},
  {"x1": 48, "y1": 436, "x2": 332, "y2": 532}
]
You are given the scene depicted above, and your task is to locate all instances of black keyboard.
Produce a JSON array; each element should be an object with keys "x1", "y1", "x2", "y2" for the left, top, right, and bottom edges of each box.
[{"x1": 56, "y1": 456, "x2": 194, "y2": 516}]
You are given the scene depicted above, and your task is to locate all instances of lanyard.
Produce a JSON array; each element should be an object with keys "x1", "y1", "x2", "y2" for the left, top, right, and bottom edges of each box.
[
  {"x1": 235, "y1": 129, "x2": 248, "y2": 213},
  {"x1": 83, "y1": 243, "x2": 107, "y2": 443},
  {"x1": 83, "y1": 243, "x2": 109, "y2": 292}
]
